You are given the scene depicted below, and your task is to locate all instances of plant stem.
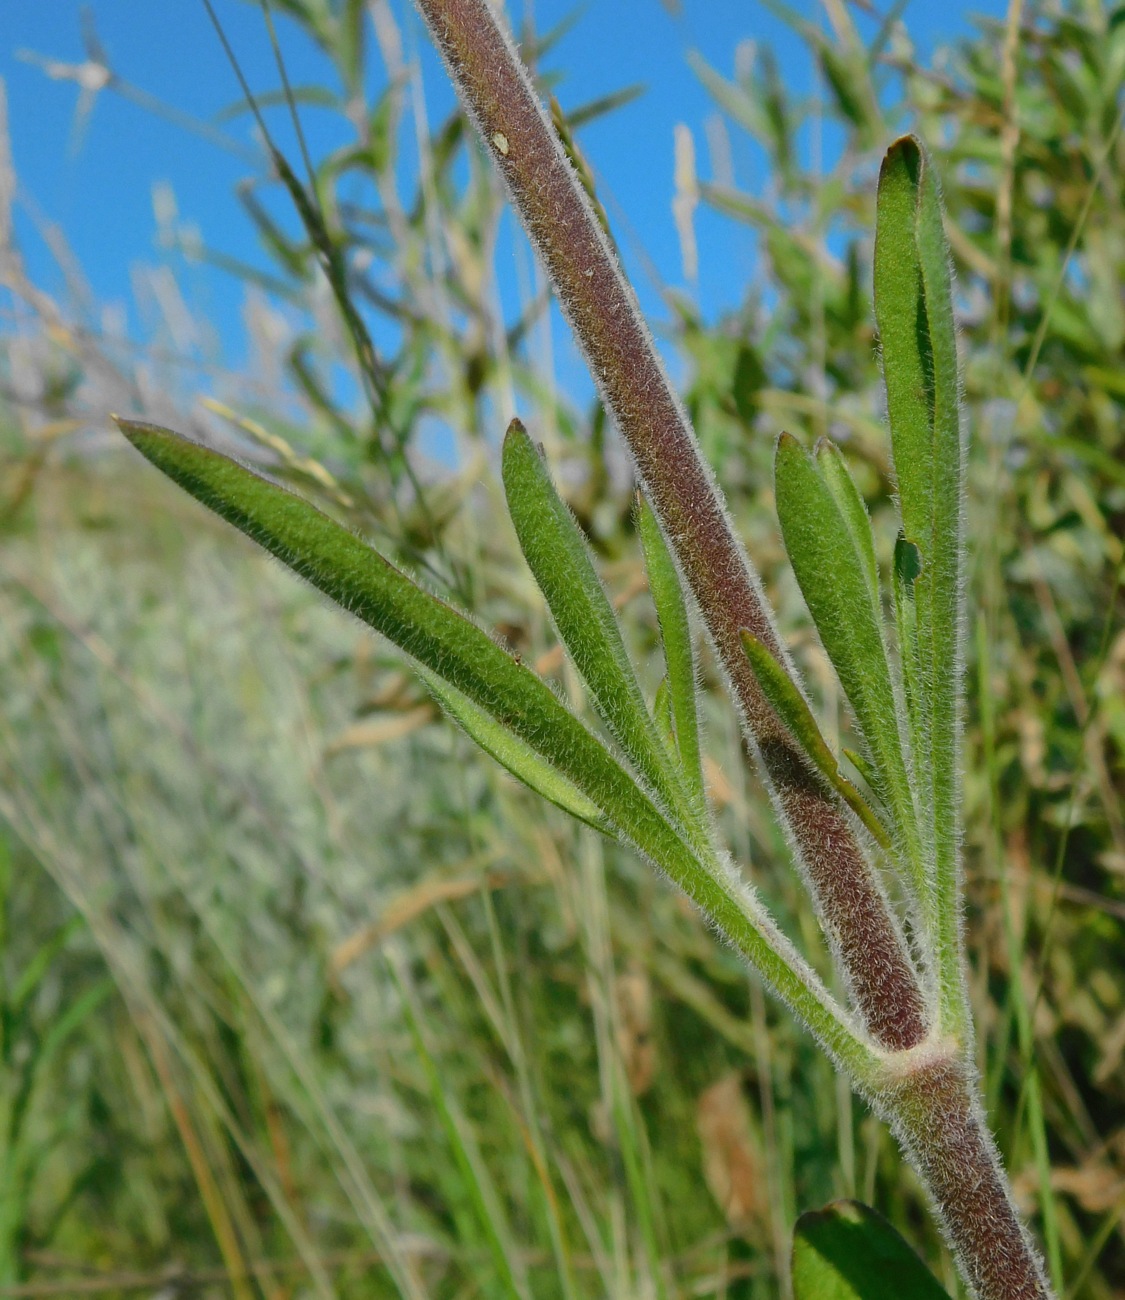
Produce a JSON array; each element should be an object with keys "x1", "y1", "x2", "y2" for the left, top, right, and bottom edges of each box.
[
  {"x1": 886, "y1": 1051, "x2": 1052, "y2": 1300},
  {"x1": 411, "y1": 0, "x2": 927, "y2": 1053}
]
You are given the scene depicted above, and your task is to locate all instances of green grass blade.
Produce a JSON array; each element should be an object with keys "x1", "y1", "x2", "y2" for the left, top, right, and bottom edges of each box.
[
  {"x1": 636, "y1": 493, "x2": 705, "y2": 808},
  {"x1": 773, "y1": 435, "x2": 926, "y2": 907},
  {"x1": 502, "y1": 422, "x2": 703, "y2": 844},
  {"x1": 10, "y1": 915, "x2": 85, "y2": 1016},
  {"x1": 875, "y1": 137, "x2": 965, "y2": 1030},
  {"x1": 393, "y1": 961, "x2": 529, "y2": 1300},
  {"x1": 417, "y1": 668, "x2": 610, "y2": 833}
]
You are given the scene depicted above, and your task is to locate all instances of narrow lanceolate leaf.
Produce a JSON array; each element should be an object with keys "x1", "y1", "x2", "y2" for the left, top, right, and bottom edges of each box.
[
  {"x1": 740, "y1": 633, "x2": 890, "y2": 852},
  {"x1": 892, "y1": 535, "x2": 923, "y2": 737},
  {"x1": 842, "y1": 748, "x2": 887, "y2": 814},
  {"x1": 637, "y1": 493, "x2": 705, "y2": 810},
  {"x1": 773, "y1": 436, "x2": 925, "y2": 903},
  {"x1": 115, "y1": 419, "x2": 664, "y2": 856},
  {"x1": 875, "y1": 136, "x2": 965, "y2": 1029},
  {"x1": 814, "y1": 439, "x2": 878, "y2": 610},
  {"x1": 502, "y1": 421, "x2": 705, "y2": 850},
  {"x1": 792, "y1": 1200, "x2": 951, "y2": 1300},
  {"x1": 117, "y1": 418, "x2": 877, "y2": 1084},
  {"x1": 417, "y1": 670, "x2": 608, "y2": 833},
  {"x1": 653, "y1": 677, "x2": 677, "y2": 761}
]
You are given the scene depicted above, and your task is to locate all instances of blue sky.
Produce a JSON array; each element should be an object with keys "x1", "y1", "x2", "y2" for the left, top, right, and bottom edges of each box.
[{"x1": 2, "y1": 0, "x2": 1006, "y2": 402}]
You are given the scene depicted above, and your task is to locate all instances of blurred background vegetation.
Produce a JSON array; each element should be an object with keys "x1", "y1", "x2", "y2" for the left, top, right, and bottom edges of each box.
[{"x1": 1, "y1": 0, "x2": 1123, "y2": 1296}]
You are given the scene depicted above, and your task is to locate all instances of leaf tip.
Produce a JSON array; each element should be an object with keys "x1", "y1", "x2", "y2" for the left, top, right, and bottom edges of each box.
[
  {"x1": 501, "y1": 418, "x2": 539, "y2": 486},
  {"x1": 775, "y1": 430, "x2": 806, "y2": 470},
  {"x1": 812, "y1": 435, "x2": 838, "y2": 463}
]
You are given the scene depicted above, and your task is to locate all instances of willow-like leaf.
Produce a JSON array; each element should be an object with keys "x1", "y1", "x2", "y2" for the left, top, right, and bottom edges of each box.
[
  {"x1": 417, "y1": 669, "x2": 608, "y2": 833},
  {"x1": 637, "y1": 492, "x2": 705, "y2": 809},
  {"x1": 875, "y1": 136, "x2": 965, "y2": 1029},
  {"x1": 117, "y1": 418, "x2": 664, "y2": 852},
  {"x1": 653, "y1": 676, "x2": 676, "y2": 760},
  {"x1": 814, "y1": 438, "x2": 879, "y2": 609},
  {"x1": 773, "y1": 436, "x2": 926, "y2": 899},
  {"x1": 117, "y1": 417, "x2": 876, "y2": 1083},
  {"x1": 502, "y1": 421, "x2": 704, "y2": 847},
  {"x1": 740, "y1": 632, "x2": 890, "y2": 851}
]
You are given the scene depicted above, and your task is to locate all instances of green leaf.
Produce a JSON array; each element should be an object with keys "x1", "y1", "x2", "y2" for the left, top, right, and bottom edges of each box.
[
  {"x1": 740, "y1": 632, "x2": 890, "y2": 851},
  {"x1": 637, "y1": 493, "x2": 705, "y2": 809},
  {"x1": 418, "y1": 669, "x2": 608, "y2": 833},
  {"x1": 653, "y1": 676, "x2": 676, "y2": 759},
  {"x1": 792, "y1": 1200, "x2": 951, "y2": 1299},
  {"x1": 11, "y1": 915, "x2": 86, "y2": 1017},
  {"x1": 814, "y1": 439, "x2": 878, "y2": 611},
  {"x1": 773, "y1": 435, "x2": 924, "y2": 895},
  {"x1": 565, "y1": 83, "x2": 647, "y2": 130},
  {"x1": 115, "y1": 419, "x2": 668, "y2": 857},
  {"x1": 502, "y1": 422, "x2": 703, "y2": 846},
  {"x1": 892, "y1": 534, "x2": 923, "y2": 736},
  {"x1": 875, "y1": 135, "x2": 964, "y2": 1027},
  {"x1": 117, "y1": 419, "x2": 877, "y2": 1085}
]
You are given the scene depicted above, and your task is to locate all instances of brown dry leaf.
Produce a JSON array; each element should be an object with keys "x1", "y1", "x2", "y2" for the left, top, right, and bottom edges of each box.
[
  {"x1": 697, "y1": 1071, "x2": 763, "y2": 1233},
  {"x1": 1018, "y1": 710, "x2": 1047, "y2": 788},
  {"x1": 1050, "y1": 1163, "x2": 1125, "y2": 1215},
  {"x1": 330, "y1": 866, "x2": 504, "y2": 977},
  {"x1": 534, "y1": 644, "x2": 565, "y2": 676},
  {"x1": 324, "y1": 704, "x2": 437, "y2": 756},
  {"x1": 615, "y1": 965, "x2": 656, "y2": 1097},
  {"x1": 1094, "y1": 1010, "x2": 1125, "y2": 1088},
  {"x1": 703, "y1": 755, "x2": 734, "y2": 811}
]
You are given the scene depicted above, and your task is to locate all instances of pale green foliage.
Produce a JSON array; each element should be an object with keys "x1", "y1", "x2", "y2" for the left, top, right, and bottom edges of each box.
[
  {"x1": 113, "y1": 420, "x2": 668, "y2": 857},
  {"x1": 415, "y1": 669, "x2": 608, "y2": 832}
]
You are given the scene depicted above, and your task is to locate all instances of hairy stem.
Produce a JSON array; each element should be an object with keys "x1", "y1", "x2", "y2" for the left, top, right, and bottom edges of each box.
[
  {"x1": 886, "y1": 1051, "x2": 1052, "y2": 1300},
  {"x1": 411, "y1": 0, "x2": 927, "y2": 1052}
]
